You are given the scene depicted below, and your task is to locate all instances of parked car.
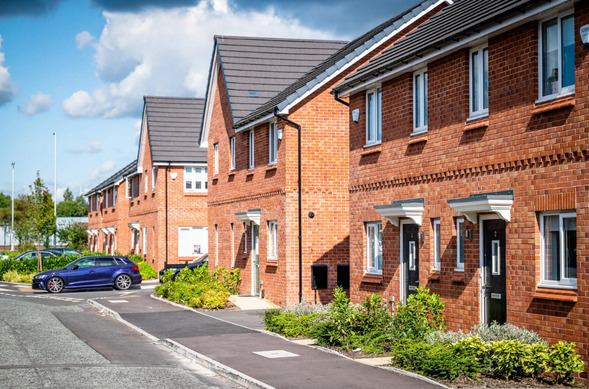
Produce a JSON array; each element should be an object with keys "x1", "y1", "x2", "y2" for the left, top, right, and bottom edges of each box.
[
  {"x1": 159, "y1": 256, "x2": 208, "y2": 282},
  {"x1": 0, "y1": 251, "x2": 9, "y2": 260},
  {"x1": 13, "y1": 250, "x2": 57, "y2": 261},
  {"x1": 44, "y1": 247, "x2": 82, "y2": 257},
  {"x1": 32, "y1": 255, "x2": 142, "y2": 293}
]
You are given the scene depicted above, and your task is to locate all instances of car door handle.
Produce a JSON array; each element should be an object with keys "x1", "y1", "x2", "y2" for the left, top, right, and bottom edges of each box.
[{"x1": 89, "y1": 270, "x2": 95, "y2": 273}]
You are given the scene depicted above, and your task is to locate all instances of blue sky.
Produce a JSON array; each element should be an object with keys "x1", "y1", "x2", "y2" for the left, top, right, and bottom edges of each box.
[{"x1": 0, "y1": 0, "x2": 421, "y2": 201}]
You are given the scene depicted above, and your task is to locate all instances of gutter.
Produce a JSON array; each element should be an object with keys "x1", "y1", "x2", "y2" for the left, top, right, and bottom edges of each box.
[{"x1": 273, "y1": 107, "x2": 304, "y2": 303}]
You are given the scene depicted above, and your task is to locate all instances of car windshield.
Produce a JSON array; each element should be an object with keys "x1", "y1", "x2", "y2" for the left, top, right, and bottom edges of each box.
[{"x1": 63, "y1": 257, "x2": 86, "y2": 268}]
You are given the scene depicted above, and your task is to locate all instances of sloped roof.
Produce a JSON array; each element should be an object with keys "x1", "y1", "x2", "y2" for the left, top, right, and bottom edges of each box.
[
  {"x1": 144, "y1": 96, "x2": 206, "y2": 163},
  {"x1": 335, "y1": 0, "x2": 546, "y2": 92},
  {"x1": 86, "y1": 160, "x2": 137, "y2": 196},
  {"x1": 234, "y1": 0, "x2": 447, "y2": 129},
  {"x1": 215, "y1": 36, "x2": 348, "y2": 124}
]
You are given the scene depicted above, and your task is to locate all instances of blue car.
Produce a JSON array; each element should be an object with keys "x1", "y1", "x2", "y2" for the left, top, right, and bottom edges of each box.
[{"x1": 32, "y1": 256, "x2": 142, "y2": 293}]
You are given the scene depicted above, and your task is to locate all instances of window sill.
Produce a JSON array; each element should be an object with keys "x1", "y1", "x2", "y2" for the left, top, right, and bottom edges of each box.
[
  {"x1": 364, "y1": 141, "x2": 381, "y2": 149},
  {"x1": 464, "y1": 119, "x2": 489, "y2": 132},
  {"x1": 362, "y1": 273, "x2": 383, "y2": 284},
  {"x1": 451, "y1": 272, "x2": 465, "y2": 283},
  {"x1": 532, "y1": 95, "x2": 575, "y2": 115},
  {"x1": 410, "y1": 128, "x2": 427, "y2": 137},
  {"x1": 408, "y1": 133, "x2": 427, "y2": 144},
  {"x1": 361, "y1": 146, "x2": 382, "y2": 156},
  {"x1": 265, "y1": 165, "x2": 277, "y2": 171},
  {"x1": 533, "y1": 287, "x2": 577, "y2": 302},
  {"x1": 266, "y1": 261, "x2": 278, "y2": 267},
  {"x1": 184, "y1": 192, "x2": 207, "y2": 197},
  {"x1": 428, "y1": 271, "x2": 441, "y2": 281},
  {"x1": 466, "y1": 112, "x2": 488, "y2": 123}
]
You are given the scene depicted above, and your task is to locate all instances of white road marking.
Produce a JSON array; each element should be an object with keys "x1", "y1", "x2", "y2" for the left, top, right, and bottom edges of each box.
[
  {"x1": 0, "y1": 291, "x2": 83, "y2": 302},
  {"x1": 253, "y1": 350, "x2": 300, "y2": 359},
  {"x1": 107, "y1": 300, "x2": 128, "y2": 303}
]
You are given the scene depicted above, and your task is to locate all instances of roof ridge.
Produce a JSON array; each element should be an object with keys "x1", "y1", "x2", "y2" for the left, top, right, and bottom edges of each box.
[
  {"x1": 144, "y1": 95, "x2": 204, "y2": 101},
  {"x1": 214, "y1": 35, "x2": 349, "y2": 44}
]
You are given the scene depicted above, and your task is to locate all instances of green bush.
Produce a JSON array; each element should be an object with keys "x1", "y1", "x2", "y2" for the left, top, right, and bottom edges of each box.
[
  {"x1": 2, "y1": 270, "x2": 34, "y2": 283},
  {"x1": 264, "y1": 310, "x2": 321, "y2": 338},
  {"x1": 392, "y1": 287, "x2": 445, "y2": 340},
  {"x1": 155, "y1": 263, "x2": 240, "y2": 310},
  {"x1": 138, "y1": 261, "x2": 157, "y2": 280},
  {"x1": 427, "y1": 322, "x2": 546, "y2": 346},
  {"x1": 490, "y1": 340, "x2": 534, "y2": 379},
  {"x1": 391, "y1": 339, "x2": 482, "y2": 380},
  {"x1": 547, "y1": 342, "x2": 584, "y2": 384}
]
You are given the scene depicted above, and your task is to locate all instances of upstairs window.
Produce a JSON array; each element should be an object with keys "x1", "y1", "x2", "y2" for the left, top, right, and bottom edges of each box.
[
  {"x1": 456, "y1": 218, "x2": 465, "y2": 271},
  {"x1": 540, "y1": 211, "x2": 576, "y2": 288},
  {"x1": 249, "y1": 130, "x2": 255, "y2": 170},
  {"x1": 268, "y1": 221, "x2": 278, "y2": 260},
  {"x1": 413, "y1": 68, "x2": 428, "y2": 134},
  {"x1": 113, "y1": 187, "x2": 117, "y2": 207},
  {"x1": 127, "y1": 177, "x2": 134, "y2": 198},
  {"x1": 539, "y1": 12, "x2": 575, "y2": 99},
  {"x1": 269, "y1": 122, "x2": 278, "y2": 164},
  {"x1": 152, "y1": 167, "x2": 156, "y2": 191},
  {"x1": 230, "y1": 136, "x2": 236, "y2": 170},
  {"x1": 105, "y1": 189, "x2": 109, "y2": 208},
  {"x1": 366, "y1": 222, "x2": 383, "y2": 274},
  {"x1": 433, "y1": 219, "x2": 441, "y2": 271},
  {"x1": 184, "y1": 166, "x2": 207, "y2": 193},
  {"x1": 470, "y1": 45, "x2": 489, "y2": 118},
  {"x1": 214, "y1": 143, "x2": 219, "y2": 175},
  {"x1": 366, "y1": 88, "x2": 382, "y2": 146},
  {"x1": 145, "y1": 170, "x2": 148, "y2": 193},
  {"x1": 96, "y1": 194, "x2": 100, "y2": 210}
]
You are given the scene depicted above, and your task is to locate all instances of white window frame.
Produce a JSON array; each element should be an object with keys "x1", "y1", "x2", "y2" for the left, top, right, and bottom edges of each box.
[
  {"x1": 469, "y1": 45, "x2": 489, "y2": 119},
  {"x1": 539, "y1": 211, "x2": 577, "y2": 289},
  {"x1": 269, "y1": 122, "x2": 278, "y2": 165},
  {"x1": 538, "y1": 11, "x2": 575, "y2": 102},
  {"x1": 248, "y1": 130, "x2": 255, "y2": 170},
  {"x1": 433, "y1": 219, "x2": 441, "y2": 271},
  {"x1": 365, "y1": 87, "x2": 382, "y2": 146},
  {"x1": 96, "y1": 194, "x2": 100, "y2": 210},
  {"x1": 268, "y1": 221, "x2": 278, "y2": 260},
  {"x1": 178, "y1": 226, "x2": 208, "y2": 257},
  {"x1": 113, "y1": 187, "x2": 117, "y2": 207},
  {"x1": 137, "y1": 176, "x2": 141, "y2": 197},
  {"x1": 230, "y1": 136, "x2": 236, "y2": 170},
  {"x1": 142, "y1": 227, "x2": 147, "y2": 254},
  {"x1": 456, "y1": 218, "x2": 465, "y2": 271},
  {"x1": 152, "y1": 167, "x2": 156, "y2": 191},
  {"x1": 183, "y1": 166, "x2": 208, "y2": 193},
  {"x1": 243, "y1": 223, "x2": 248, "y2": 253},
  {"x1": 366, "y1": 222, "x2": 383, "y2": 274},
  {"x1": 105, "y1": 189, "x2": 109, "y2": 209},
  {"x1": 231, "y1": 223, "x2": 235, "y2": 268},
  {"x1": 215, "y1": 224, "x2": 219, "y2": 266},
  {"x1": 412, "y1": 68, "x2": 428, "y2": 135},
  {"x1": 214, "y1": 143, "x2": 219, "y2": 175}
]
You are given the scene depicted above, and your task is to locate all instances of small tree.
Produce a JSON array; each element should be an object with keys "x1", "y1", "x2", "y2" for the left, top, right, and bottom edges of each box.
[
  {"x1": 57, "y1": 222, "x2": 88, "y2": 251},
  {"x1": 28, "y1": 172, "x2": 56, "y2": 271},
  {"x1": 57, "y1": 188, "x2": 88, "y2": 217}
]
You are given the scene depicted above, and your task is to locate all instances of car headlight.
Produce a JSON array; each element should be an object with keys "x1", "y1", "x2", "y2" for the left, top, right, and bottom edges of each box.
[{"x1": 33, "y1": 275, "x2": 45, "y2": 280}]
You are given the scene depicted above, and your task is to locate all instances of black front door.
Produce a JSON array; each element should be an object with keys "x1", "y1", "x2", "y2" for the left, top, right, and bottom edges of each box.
[
  {"x1": 403, "y1": 223, "x2": 419, "y2": 301},
  {"x1": 483, "y1": 219, "x2": 507, "y2": 325}
]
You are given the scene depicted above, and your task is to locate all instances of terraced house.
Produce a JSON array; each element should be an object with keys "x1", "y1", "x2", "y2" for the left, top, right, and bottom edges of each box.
[
  {"x1": 202, "y1": 0, "x2": 449, "y2": 306},
  {"x1": 87, "y1": 96, "x2": 207, "y2": 271},
  {"x1": 333, "y1": 0, "x2": 589, "y2": 368}
]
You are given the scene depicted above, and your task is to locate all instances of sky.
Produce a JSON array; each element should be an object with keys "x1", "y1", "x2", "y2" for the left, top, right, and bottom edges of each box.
[{"x1": 0, "y1": 0, "x2": 421, "y2": 201}]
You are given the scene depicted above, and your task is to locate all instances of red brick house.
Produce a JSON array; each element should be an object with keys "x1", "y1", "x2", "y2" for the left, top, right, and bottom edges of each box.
[
  {"x1": 333, "y1": 0, "x2": 589, "y2": 369},
  {"x1": 87, "y1": 96, "x2": 207, "y2": 271},
  {"x1": 202, "y1": 0, "x2": 448, "y2": 306}
]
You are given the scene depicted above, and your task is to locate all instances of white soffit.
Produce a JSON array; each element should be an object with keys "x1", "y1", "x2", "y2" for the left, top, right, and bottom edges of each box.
[
  {"x1": 100, "y1": 227, "x2": 109, "y2": 234},
  {"x1": 235, "y1": 208, "x2": 261, "y2": 225},
  {"x1": 447, "y1": 190, "x2": 514, "y2": 224},
  {"x1": 374, "y1": 198, "x2": 425, "y2": 227},
  {"x1": 106, "y1": 226, "x2": 115, "y2": 234},
  {"x1": 128, "y1": 222, "x2": 140, "y2": 231}
]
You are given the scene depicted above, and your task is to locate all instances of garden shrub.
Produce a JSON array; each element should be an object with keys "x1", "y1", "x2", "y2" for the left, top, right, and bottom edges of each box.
[
  {"x1": 392, "y1": 287, "x2": 445, "y2": 340},
  {"x1": 264, "y1": 310, "x2": 321, "y2": 338},
  {"x1": 2, "y1": 270, "x2": 34, "y2": 283},
  {"x1": 547, "y1": 341, "x2": 585, "y2": 384},
  {"x1": 154, "y1": 263, "x2": 240, "y2": 309},
  {"x1": 471, "y1": 322, "x2": 547, "y2": 345},
  {"x1": 490, "y1": 340, "x2": 533, "y2": 379},
  {"x1": 138, "y1": 261, "x2": 157, "y2": 280}
]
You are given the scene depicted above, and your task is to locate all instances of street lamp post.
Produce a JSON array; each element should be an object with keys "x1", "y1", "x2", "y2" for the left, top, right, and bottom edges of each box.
[
  {"x1": 11, "y1": 162, "x2": 14, "y2": 251},
  {"x1": 53, "y1": 132, "x2": 57, "y2": 247}
]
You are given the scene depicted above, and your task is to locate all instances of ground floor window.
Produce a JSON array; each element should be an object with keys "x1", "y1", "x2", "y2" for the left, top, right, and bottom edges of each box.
[
  {"x1": 433, "y1": 219, "x2": 441, "y2": 270},
  {"x1": 366, "y1": 222, "x2": 382, "y2": 274},
  {"x1": 268, "y1": 221, "x2": 277, "y2": 260},
  {"x1": 540, "y1": 211, "x2": 576, "y2": 288},
  {"x1": 178, "y1": 226, "x2": 208, "y2": 257},
  {"x1": 456, "y1": 218, "x2": 464, "y2": 271}
]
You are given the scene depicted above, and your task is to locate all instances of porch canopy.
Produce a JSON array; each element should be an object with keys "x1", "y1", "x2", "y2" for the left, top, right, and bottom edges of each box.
[
  {"x1": 447, "y1": 190, "x2": 514, "y2": 224},
  {"x1": 128, "y1": 222, "x2": 140, "y2": 231},
  {"x1": 374, "y1": 198, "x2": 425, "y2": 226},
  {"x1": 86, "y1": 229, "x2": 98, "y2": 236},
  {"x1": 101, "y1": 226, "x2": 115, "y2": 234},
  {"x1": 235, "y1": 208, "x2": 261, "y2": 225}
]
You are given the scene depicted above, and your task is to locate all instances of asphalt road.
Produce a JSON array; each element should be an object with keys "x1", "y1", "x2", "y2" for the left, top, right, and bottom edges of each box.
[{"x1": 0, "y1": 281, "x2": 243, "y2": 389}]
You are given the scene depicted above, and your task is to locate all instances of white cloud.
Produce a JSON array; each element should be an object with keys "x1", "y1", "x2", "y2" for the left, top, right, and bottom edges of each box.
[
  {"x1": 67, "y1": 140, "x2": 103, "y2": 154},
  {"x1": 63, "y1": 0, "x2": 337, "y2": 118},
  {"x1": 18, "y1": 92, "x2": 52, "y2": 116},
  {"x1": 91, "y1": 160, "x2": 115, "y2": 180},
  {"x1": 75, "y1": 30, "x2": 94, "y2": 49},
  {"x1": 134, "y1": 119, "x2": 141, "y2": 145},
  {"x1": 0, "y1": 35, "x2": 16, "y2": 106}
]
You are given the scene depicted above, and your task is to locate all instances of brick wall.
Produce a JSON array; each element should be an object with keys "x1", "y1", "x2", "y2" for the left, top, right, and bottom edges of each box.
[{"x1": 348, "y1": 2, "x2": 589, "y2": 372}]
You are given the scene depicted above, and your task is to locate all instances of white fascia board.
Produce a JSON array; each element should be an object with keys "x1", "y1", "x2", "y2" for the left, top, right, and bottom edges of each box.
[
  {"x1": 152, "y1": 162, "x2": 207, "y2": 167},
  {"x1": 340, "y1": 0, "x2": 571, "y2": 98},
  {"x1": 200, "y1": 48, "x2": 220, "y2": 149},
  {"x1": 136, "y1": 108, "x2": 148, "y2": 173},
  {"x1": 234, "y1": 113, "x2": 275, "y2": 133},
  {"x1": 128, "y1": 222, "x2": 140, "y2": 231},
  {"x1": 448, "y1": 199, "x2": 513, "y2": 224},
  {"x1": 374, "y1": 204, "x2": 424, "y2": 227},
  {"x1": 275, "y1": 0, "x2": 451, "y2": 115}
]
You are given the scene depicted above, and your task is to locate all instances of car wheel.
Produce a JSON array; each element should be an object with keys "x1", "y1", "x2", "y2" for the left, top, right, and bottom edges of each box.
[
  {"x1": 46, "y1": 277, "x2": 64, "y2": 293},
  {"x1": 114, "y1": 274, "x2": 132, "y2": 290}
]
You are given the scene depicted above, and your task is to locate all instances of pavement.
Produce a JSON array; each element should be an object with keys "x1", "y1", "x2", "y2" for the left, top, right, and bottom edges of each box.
[{"x1": 92, "y1": 293, "x2": 445, "y2": 389}]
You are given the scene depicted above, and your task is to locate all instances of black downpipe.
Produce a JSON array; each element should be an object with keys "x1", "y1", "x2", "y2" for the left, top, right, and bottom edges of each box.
[
  {"x1": 273, "y1": 107, "x2": 303, "y2": 303},
  {"x1": 165, "y1": 165, "x2": 169, "y2": 269},
  {"x1": 334, "y1": 91, "x2": 349, "y2": 107}
]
